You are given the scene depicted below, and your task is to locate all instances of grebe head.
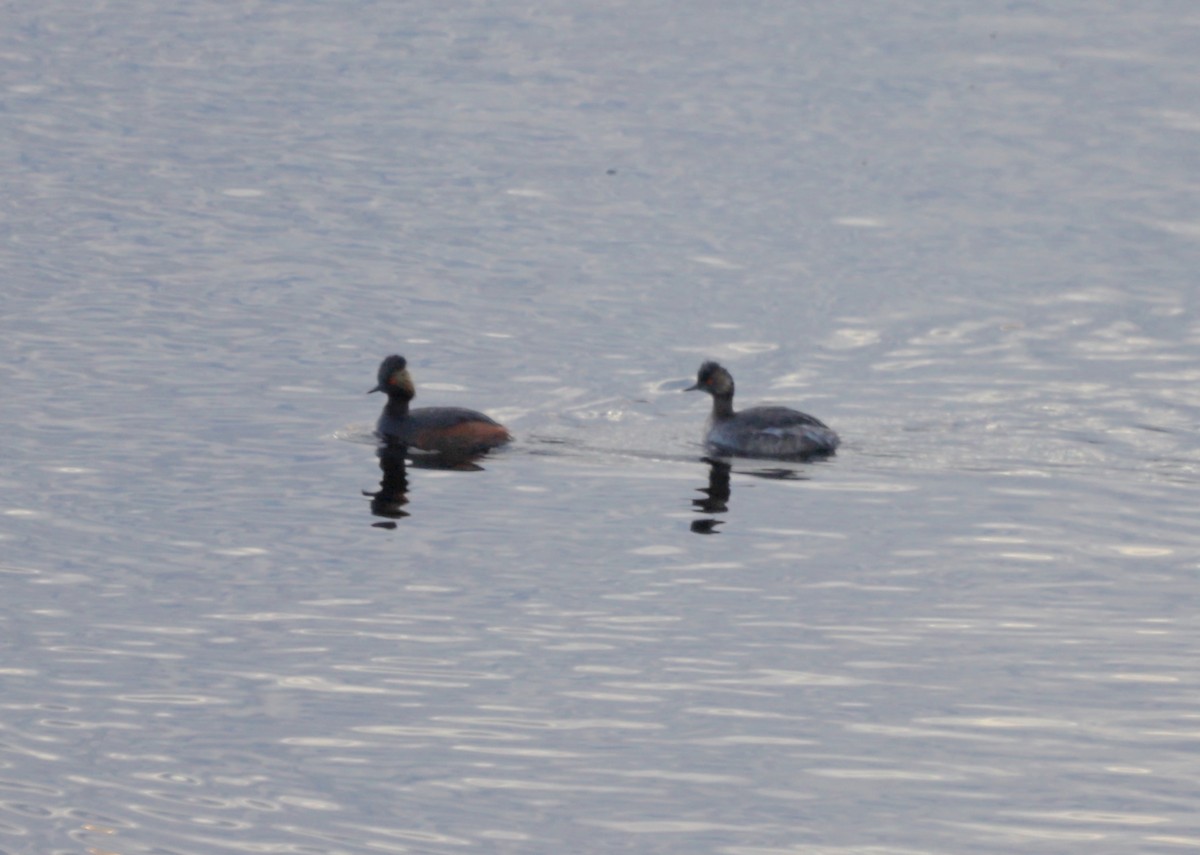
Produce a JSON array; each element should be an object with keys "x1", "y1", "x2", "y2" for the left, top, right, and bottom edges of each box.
[
  {"x1": 369, "y1": 354, "x2": 415, "y2": 400},
  {"x1": 685, "y1": 361, "x2": 735, "y2": 397}
]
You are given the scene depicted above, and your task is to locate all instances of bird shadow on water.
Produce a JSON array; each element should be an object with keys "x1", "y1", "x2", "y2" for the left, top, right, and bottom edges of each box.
[
  {"x1": 689, "y1": 456, "x2": 820, "y2": 535},
  {"x1": 343, "y1": 429, "x2": 834, "y2": 533},
  {"x1": 335, "y1": 425, "x2": 506, "y2": 528},
  {"x1": 363, "y1": 443, "x2": 492, "y2": 529}
]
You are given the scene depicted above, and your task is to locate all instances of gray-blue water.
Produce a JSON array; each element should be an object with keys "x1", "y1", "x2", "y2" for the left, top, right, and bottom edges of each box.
[{"x1": 5, "y1": 1, "x2": 1200, "y2": 852}]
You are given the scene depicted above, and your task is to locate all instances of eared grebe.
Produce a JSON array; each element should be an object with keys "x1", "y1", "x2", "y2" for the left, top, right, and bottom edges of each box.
[
  {"x1": 685, "y1": 361, "x2": 839, "y2": 459},
  {"x1": 369, "y1": 355, "x2": 511, "y2": 455}
]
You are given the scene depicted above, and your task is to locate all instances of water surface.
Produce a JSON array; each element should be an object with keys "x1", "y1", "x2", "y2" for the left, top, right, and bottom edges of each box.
[{"x1": 4, "y1": 1, "x2": 1200, "y2": 853}]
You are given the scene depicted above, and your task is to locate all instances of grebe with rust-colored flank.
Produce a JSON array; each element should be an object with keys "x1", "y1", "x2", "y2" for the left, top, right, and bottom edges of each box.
[{"x1": 369, "y1": 355, "x2": 511, "y2": 456}]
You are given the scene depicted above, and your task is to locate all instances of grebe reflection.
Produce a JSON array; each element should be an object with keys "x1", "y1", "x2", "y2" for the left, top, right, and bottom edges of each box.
[
  {"x1": 688, "y1": 457, "x2": 812, "y2": 535},
  {"x1": 364, "y1": 444, "x2": 489, "y2": 527}
]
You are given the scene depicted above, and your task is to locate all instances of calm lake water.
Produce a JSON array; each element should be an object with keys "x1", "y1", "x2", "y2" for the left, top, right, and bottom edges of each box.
[{"x1": 5, "y1": 1, "x2": 1200, "y2": 853}]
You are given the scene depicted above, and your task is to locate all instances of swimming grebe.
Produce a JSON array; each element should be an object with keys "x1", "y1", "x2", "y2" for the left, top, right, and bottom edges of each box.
[
  {"x1": 369, "y1": 355, "x2": 511, "y2": 455},
  {"x1": 685, "y1": 361, "x2": 839, "y2": 459}
]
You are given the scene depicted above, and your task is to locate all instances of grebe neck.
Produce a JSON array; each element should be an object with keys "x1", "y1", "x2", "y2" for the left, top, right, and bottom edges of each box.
[
  {"x1": 381, "y1": 395, "x2": 411, "y2": 419},
  {"x1": 710, "y1": 393, "x2": 735, "y2": 421}
]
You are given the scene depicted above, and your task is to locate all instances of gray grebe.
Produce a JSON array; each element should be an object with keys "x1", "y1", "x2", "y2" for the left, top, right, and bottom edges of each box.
[{"x1": 685, "y1": 361, "x2": 838, "y2": 459}]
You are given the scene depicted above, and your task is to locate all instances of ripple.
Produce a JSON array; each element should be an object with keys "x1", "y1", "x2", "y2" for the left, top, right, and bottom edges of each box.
[
  {"x1": 629, "y1": 545, "x2": 685, "y2": 556},
  {"x1": 0, "y1": 800, "x2": 54, "y2": 818},
  {"x1": 594, "y1": 818, "x2": 757, "y2": 833},
  {"x1": 806, "y1": 768, "x2": 954, "y2": 782},
  {"x1": 435, "y1": 715, "x2": 664, "y2": 733},
  {"x1": 712, "y1": 670, "x2": 870, "y2": 688},
  {"x1": 271, "y1": 676, "x2": 395, "y2": 694},
  {"x1": 922, "y1": 715, "x2": 1080, "y2": 731},
  {"x1": 447, "y1": 777, "x2": 644, "y2": 794},
  {"x1": 114, "y1": 694, "x2": 225, "y2": 706},
  {"x1": 127, "y1": 804, "x2": 254, "y2": 831},
  {"x1": 1011, "y1": 809, "x2": 1168, "y2": 826}
]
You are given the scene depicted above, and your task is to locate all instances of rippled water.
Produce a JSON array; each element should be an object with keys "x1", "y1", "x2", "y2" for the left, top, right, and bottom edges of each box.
[{"x1": 5, "y1": 1, "x2": 1200, "y2": 853}]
